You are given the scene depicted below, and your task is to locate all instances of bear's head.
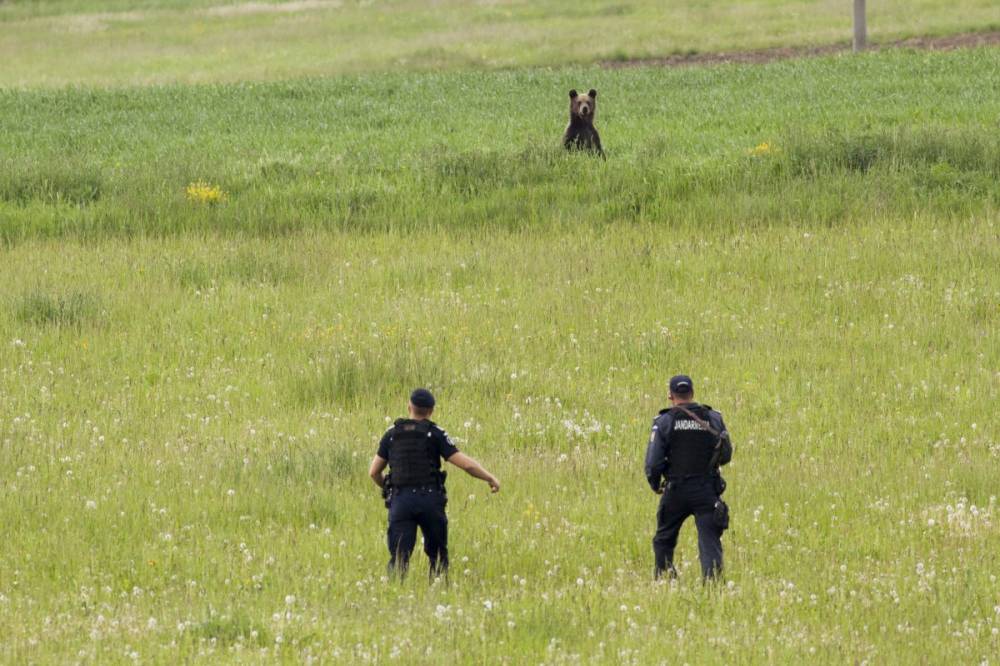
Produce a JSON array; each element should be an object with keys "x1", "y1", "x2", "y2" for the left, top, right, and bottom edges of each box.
[{"x1": 569, "y1": 89, "x2": 598, "y2": 122}]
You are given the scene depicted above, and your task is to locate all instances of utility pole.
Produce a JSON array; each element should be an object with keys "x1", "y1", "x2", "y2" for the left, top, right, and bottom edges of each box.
[{"x1": 853, "y1": 0, "x2": 867, "y2": 52}]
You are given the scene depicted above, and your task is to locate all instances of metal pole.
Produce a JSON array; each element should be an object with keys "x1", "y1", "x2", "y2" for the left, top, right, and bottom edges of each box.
[{"x1": 853, "y1": 0, "x2": 867, "y2": 52}]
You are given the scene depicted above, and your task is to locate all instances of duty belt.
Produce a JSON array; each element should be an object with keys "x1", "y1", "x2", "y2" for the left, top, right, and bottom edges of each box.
[{"x1": 666, "y1": 473, "x2": 712, "y2": 482}]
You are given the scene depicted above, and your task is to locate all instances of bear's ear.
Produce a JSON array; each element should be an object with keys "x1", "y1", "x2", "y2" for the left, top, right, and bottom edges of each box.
[
  {"x1": 569, "y1": 89, "x2": 578, "y2": 99},
  {"x1": 588, "y1": 89, "x2": 597, "y2": 99}
]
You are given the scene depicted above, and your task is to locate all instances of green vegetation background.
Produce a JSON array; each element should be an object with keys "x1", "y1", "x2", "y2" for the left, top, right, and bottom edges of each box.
[
  {"x1": 1, "y1": 1, "x2": 999, "y2": 663},
  {"x1": 1, "y1": 0, "x2": 998, "y2": 86}
]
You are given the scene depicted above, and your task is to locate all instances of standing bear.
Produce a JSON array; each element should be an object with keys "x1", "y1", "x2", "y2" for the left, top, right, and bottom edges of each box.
[{"x1": 563, "y1": 89, "x2": 603, "y2": 155}]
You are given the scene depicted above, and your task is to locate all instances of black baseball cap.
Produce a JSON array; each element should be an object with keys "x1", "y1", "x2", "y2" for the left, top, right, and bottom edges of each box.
[
  {"x1": 409, "y1": 388, "x2": 436, "y2": 409},
  {"x1": 669, "y1": 375, "x2": 694, "y2": 394}
]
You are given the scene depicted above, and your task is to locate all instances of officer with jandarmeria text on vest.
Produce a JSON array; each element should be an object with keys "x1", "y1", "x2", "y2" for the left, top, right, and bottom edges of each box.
[
  {"x1": 644, "y1": 375, "x2": 732, "y2": 581},
  {"x1": 368, "y1": 388, "x2": 500, "y2": 579}
]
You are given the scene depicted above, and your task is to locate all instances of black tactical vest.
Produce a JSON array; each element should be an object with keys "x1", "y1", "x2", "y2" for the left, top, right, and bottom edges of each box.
[
  {"x1": 666, "y1": 405, "x2": 718, "y2": 476},
  {"x1": 387, "y1": 419, "x2": 441, "y2": 487}
]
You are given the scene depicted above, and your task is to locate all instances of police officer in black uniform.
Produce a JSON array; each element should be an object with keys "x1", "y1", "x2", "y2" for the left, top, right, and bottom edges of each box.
[
  {"x1": 368, "y1": 388, "x2": 500, "y2": 579},
  {"x1": 644, "y1": 375, "x2": 732, "y2": 580}
]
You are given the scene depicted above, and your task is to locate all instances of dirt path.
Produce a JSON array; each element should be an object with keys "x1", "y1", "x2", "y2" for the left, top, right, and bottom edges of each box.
[{"x1": 602, "y1": 30, "x2": 1000, "y2": 69}]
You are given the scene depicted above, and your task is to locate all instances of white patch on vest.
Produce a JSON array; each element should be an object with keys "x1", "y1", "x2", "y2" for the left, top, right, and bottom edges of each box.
[{"x1": 673, "y1": 420, "x2": 705, "y2": 431}]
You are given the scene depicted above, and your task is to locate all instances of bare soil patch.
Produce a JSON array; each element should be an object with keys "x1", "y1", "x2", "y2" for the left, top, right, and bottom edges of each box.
[
  {"x1": 603, "y1": 30, "x2": 1000, "y2": 69},
  {"x1": 200, "y1": 0, "x2": 342, "y2": 18}
]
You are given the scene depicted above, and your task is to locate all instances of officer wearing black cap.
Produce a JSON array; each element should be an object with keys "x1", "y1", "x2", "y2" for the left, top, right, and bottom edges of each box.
[
  {"x1": 644, "y1": 375, "x2": 733, "y2": 580},
  {"x1": 369, "y1": 388, "x2": 500, "y2": 579}
]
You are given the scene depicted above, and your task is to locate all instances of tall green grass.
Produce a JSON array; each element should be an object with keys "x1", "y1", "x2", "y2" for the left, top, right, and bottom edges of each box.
[
  {"x1": 12, "y1": 290, "x2": 101, "y2": 328},
  {"x1": 1, "y1": 38, "x2": 999, "y2": 665},
  {"x1": 0, "y1": 223, "x2": 997, "y2": 662},
  {"x1": 2, "y1": 48, "x2": 999, "y2": 242}
]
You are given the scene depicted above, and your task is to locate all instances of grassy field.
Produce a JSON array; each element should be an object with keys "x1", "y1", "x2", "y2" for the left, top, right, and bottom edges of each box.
[
  {"x1": 1, "y1": 0, "x2": 999, "y2": 86},
  {"x1": 0, "y1": 219, "x2": 997, "y2": 663},
  {"x1": 2, "y1": 0, "x2": 1000, "y2": 663},
  {"x1": 2, "y1": 49, "x2": 1000, "y2": 241}
]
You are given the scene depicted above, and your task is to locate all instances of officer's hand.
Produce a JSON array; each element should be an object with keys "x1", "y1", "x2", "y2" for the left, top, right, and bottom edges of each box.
[{"x1": 487, "y1": 476, "x2": 500, "y2": 493}]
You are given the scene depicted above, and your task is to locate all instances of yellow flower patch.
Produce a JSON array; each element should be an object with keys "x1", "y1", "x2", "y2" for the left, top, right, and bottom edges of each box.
[{"x1": 185, "y1": 181, "x2": 226, "y2": 204}]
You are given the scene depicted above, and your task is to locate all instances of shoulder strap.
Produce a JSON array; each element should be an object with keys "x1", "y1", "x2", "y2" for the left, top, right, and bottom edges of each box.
[
  {"x1": 672, "y1": 405, "x2": 723, "y2": 472},
  {"x1": 672, "y1": 405, "x2": 719, "y2": 437}
]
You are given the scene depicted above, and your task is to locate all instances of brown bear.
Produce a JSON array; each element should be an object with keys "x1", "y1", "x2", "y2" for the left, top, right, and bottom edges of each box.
[{"x1": 563, "y1": 89, "x2": 603, "y2": 155}]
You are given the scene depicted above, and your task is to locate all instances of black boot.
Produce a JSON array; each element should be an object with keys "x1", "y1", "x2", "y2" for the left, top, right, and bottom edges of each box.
[{"x1": 654, "y1": 563, "x2": 678, "y2": 581}]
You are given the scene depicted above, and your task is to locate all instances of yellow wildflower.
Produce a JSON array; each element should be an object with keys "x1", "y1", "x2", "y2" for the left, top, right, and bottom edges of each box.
[{"x1": 186, "y1": 181, "x2": 226, "y2": 204}]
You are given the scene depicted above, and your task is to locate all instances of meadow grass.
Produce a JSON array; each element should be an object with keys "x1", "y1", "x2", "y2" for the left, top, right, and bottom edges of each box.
[
  {"x1": 1, "y1": 221, "x2": 997, "y2": 663},
  {"x1": 2, "y1": 48, "x2": 999, "y2": 243},
  {"x1": 1, "y1": 0, "x2": 999, "y2": 86},
  {"x1": 1, "y1": 15, "x2": 999, "y2": 664}
]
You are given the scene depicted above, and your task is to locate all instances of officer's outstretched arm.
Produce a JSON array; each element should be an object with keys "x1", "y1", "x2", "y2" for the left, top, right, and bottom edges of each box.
[
  {"x1": 446, "y1": 452, "x2": 500, "y2": 493},
  {"x1": 369, "y1": 455, "x2": 388, "y2": 488}
]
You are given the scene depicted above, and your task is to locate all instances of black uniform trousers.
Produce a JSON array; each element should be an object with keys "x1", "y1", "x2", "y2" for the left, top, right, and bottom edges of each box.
[
  {"x1": 387, "y1": 486, "x2": 449, "y2": 578},
  {"x1": 653, "y1": 476, "x2": 723, "y2": 580}
]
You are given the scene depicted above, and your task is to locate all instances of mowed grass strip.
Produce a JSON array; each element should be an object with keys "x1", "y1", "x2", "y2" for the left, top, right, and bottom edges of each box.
[
  {"x1": 0, "y1": 223, "x2": 997, "y2": 662},
  {"x1": 2, "y1": 47, "x2": 999, "y2": 242},
  {"x1": 1, "y1": 0, "x2": 999, "y2": 85}
]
